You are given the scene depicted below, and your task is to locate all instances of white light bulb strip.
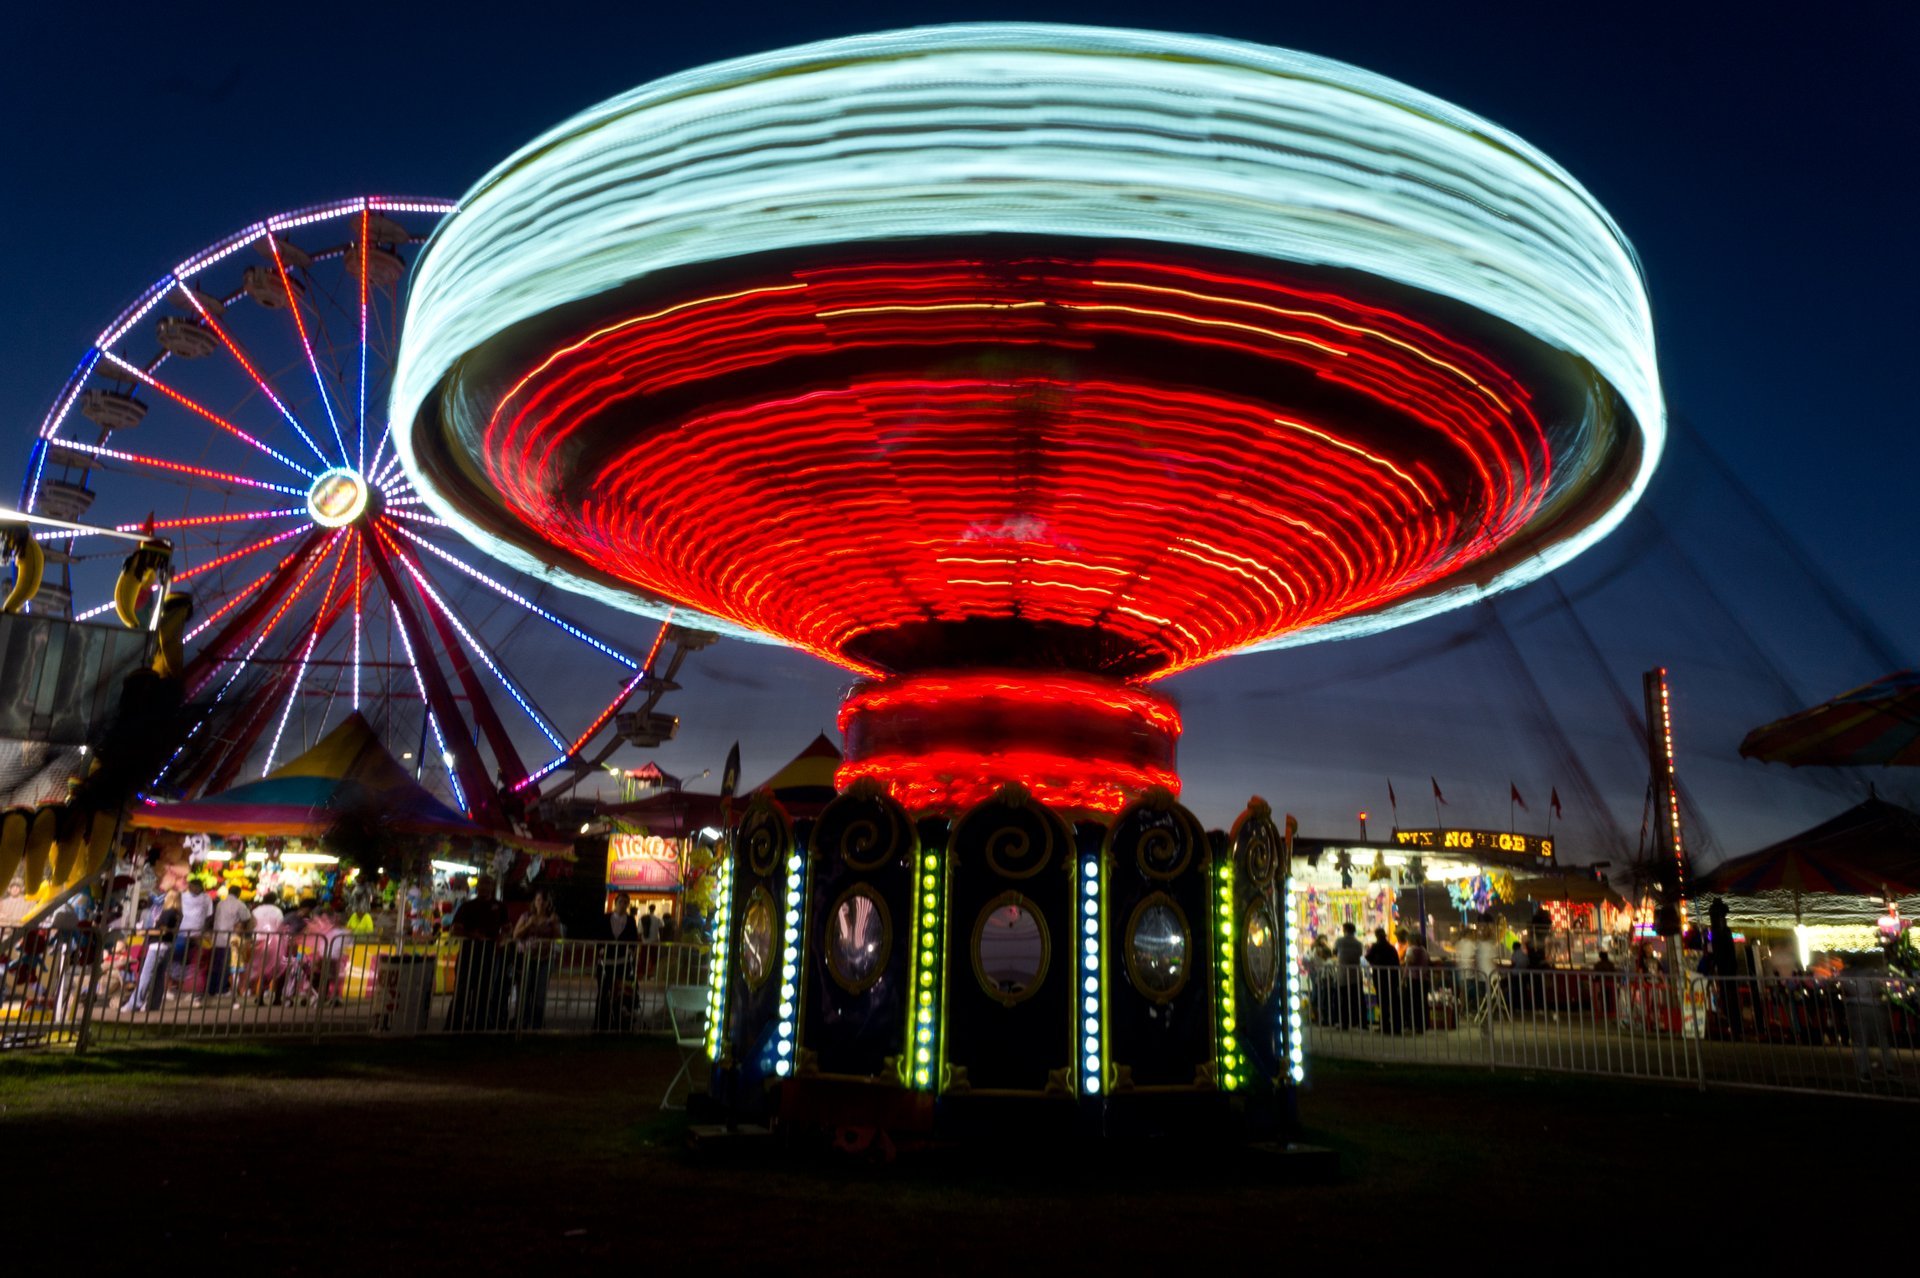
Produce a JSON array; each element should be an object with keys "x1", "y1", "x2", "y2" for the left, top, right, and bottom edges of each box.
[
  {"x1": 393, "y1": 23, "x2": 1663, "y2": 650},
  {"x1": 1283, "y1": 874, "x2": 1305, "y2": 1085},
  {"x1": 1078, "y1": 850, "x2": 1106, "y2": 1097},
  {"x1": 772, "y1": 848, "x2": 806, "y2": 1078}
]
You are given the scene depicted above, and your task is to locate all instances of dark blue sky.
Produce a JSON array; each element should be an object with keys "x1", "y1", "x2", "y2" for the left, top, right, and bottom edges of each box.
[{"x1": 4, "y1": 1, "x2": 1914, "y2": 862}]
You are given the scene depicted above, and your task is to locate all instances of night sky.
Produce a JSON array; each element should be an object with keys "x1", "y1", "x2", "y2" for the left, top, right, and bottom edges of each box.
[{"x1": 4, "y1": 1, "x2": 1914, "y2": 865}]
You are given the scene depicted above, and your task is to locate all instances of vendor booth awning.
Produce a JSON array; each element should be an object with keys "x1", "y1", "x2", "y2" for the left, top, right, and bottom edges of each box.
[
  {"x1": 598, "y1": 788, "x2": 723, "y2": 839},
  {"x1": 130, "y1": 712, "x2": 569, "y2": 856},
  {"x1": 1512, "y1": 872, "x2": 1626, "y2": 908}
]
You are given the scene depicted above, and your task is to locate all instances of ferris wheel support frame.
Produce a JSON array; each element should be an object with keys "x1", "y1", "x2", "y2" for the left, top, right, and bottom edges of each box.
[
  {"x1": 181, "y1": 528, "x2": 330, "y2": 700},
  {"x1": 364, "y1": 529, "x2": 503, "y2": 827},
  {"x1": 413, "y1": 560, "x2": 531, "y2": 789}
]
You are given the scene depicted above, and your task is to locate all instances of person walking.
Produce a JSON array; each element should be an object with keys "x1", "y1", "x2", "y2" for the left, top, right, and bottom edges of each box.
[
  {"x1": 512, "y1": 892, "x2": 563, "y2": 1030},
  {"x1": 123, "y1": 890, "x2": 181, "y2": 1013}
]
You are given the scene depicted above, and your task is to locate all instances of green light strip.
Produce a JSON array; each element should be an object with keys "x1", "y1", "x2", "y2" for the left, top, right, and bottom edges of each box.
[
  {"x1": 908, "y1": 846, "x2": 944, "y2": 1088},
  {"x1": 1214, "y1": 858, "x2": 1241, "y2": 1091}
]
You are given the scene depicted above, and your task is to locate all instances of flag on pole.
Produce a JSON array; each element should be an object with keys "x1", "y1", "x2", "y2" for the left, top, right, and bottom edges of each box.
[
  {"x1": 1430, "y1": 777, "x2": 1447, "y2": 805},
  {"x1": 1510, "y1": 782, "x2": 1527, "y2": 811},
  {"x1": 1550, "y1": 787, "x2": 1563, "y2": 819},
  {"x1": 1283, "y1": 813, "x2": 1298, "y2": 855},
  {"x1": 718, "y1": 740, "x2": 742, "y2": 835},
  {"x1": 1387, "y1": 779, "x2": 1398, "y2": 814}
]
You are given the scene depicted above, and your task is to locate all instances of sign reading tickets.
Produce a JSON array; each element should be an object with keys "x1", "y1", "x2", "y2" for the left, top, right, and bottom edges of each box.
[
  {"x1": 1391, "y1": 828, "x2": 1554, "y2": 861},
  {"x1": 606, "y1": 833, "x2": 681, "y2": 892}
]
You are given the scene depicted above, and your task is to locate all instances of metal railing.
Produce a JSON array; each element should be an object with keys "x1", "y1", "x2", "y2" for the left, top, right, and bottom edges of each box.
[
  {"x1": 0, "y1": 925, "x2": 708, "y2": 1049},
  {"x1": 1301, "y1": 962, "x2": 1919, "y2": 1100}
]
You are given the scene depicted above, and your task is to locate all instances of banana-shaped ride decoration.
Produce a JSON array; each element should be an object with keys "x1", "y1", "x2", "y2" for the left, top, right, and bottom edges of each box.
[
  {"x1": 113, "y1": 539, "x2": 172, "y2": 629},
  {"x1": 152, "y1": 592, "x2": 192, "y2": 678},
  {"x1": 2, "y1": 523, "x2": 44, "y2": 614}
]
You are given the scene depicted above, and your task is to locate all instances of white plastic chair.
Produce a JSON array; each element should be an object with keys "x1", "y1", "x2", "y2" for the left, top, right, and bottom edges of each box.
[{"x1": 662, "y1": 985, "x2": 709, "y2": 1110}]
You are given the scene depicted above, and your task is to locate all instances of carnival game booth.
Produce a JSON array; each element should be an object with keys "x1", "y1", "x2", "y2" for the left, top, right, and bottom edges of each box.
[
  {"x1": 1288, "y1": 830, "x2": 1564, "y2": 1031},
  {"x1": 598, "y1": 736, "x2": 844, "y2": 929},
  {"x1": 1692, "y1": 795, "x2": 1920, "y2": 970},
  {"x1": 130, "y1": 714, "x2": 568, "y2": 989}
]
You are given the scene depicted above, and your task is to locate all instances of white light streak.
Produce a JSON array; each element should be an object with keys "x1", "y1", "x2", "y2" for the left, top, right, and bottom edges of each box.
[{"x1": 390, "y1": 24, "x2": 1662, "y2": 651}]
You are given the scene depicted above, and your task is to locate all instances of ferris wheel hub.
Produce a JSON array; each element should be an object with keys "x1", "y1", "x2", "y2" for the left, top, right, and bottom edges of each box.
[{"x1": 307, "y1": 467, "x2": 371, "y2": 528}]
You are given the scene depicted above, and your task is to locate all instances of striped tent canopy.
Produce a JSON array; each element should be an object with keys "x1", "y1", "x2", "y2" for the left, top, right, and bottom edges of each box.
[
  {"x1": 1740, "y1": 670, "x2": 1920, "y2": 767},
  {"x1": 130, "y1": 712, "x2": 567, "y2": 855},
  {"x1": 1692, "y1": 796, "x2": 1920, "y2": 902},
  {"x1": 756, "y1": 733, "x2": 841, "y2": 817}
]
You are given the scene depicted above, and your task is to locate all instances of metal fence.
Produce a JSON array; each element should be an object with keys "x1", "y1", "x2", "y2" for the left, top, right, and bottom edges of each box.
[
  {"x1": 1302, "y1": 962, "x2": 1919, "y2": 1100},
  {"x1": 0, "y1": 925, "x2": 708, "y2": 1050}
]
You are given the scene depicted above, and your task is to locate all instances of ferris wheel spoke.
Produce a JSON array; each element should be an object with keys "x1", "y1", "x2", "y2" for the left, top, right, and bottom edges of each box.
[
  {"x1": 182, "y1": 530, "x2": 323, "y2": 642},
  {"x1": 48, "y1": 437, "x2": 306, "y2": 497},
  {"x1": 260, "y1": 532, "x2": 354, "y2": 774},
  {"x1": 352, "y1": 534, "x2": 364, "y2": 711},
  {"x1": 381, "y1": 517, "x2": 638, "y2": 667},
  {"x1": 265, "y1": 232, "x2": 351, "y2": 467},
  {"x1": 381, "y1": 506, "x2": 446, "y2": 528},
  {"x1": 174, "y1": 524, "x2": 313, "y2": 587},
  {"x1": 387, "y1": 600, "x2": 469, "y2": 815},
  {"x1": 118, "y1": 506, "x2": 307, "y2": 534},
  {"x1": 157, "y1": 532, "x2": 342, "y2": 786},
  {"x1": 516, "y1": 613, "x2": 674, "y2": 795},
  {"x1": 373, "y1": 523, "x2": 567, "y2": 753},
  {"x1": 176, "y1": 282, "x2": 333, "y2": 466},
  {"x1": 357, "y1": 205, "x2": 371, "y2": 473},
  {"x1": 94, "y1": 353, "x2": 316, "y2": 478}
]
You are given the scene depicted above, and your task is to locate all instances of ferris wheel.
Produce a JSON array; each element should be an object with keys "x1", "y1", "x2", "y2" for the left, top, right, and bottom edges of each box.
[{"x1": 19, "y1": 196, "x2": 669, "y2": 824}]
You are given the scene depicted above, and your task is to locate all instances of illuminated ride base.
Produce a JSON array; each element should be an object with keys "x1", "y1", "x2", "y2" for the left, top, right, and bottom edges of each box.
[
  {"x1": 390, "y1": 25, "x2": 1663, "y2": 1136},
  {"x1": 704, "y1": 782, "x2": 1298, "y2": 1141}
]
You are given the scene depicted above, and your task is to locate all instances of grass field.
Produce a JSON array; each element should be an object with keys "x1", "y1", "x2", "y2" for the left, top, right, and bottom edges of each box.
[{"x1": 1, "y1": 1039, "x2": 1881, "y2": 1270}]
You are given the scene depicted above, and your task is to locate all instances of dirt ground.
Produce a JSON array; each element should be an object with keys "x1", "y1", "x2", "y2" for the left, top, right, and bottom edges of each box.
[{"x1": 1, "y1": 1039, "x2": 1886, "y2": 1270}]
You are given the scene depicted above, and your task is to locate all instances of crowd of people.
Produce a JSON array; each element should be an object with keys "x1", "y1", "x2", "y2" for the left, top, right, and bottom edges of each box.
[{"x1": 3, "y1": 859, "x2": 700, "y2": 1039}]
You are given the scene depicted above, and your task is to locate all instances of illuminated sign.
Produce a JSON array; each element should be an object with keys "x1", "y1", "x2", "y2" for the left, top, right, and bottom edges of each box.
[
  {"x1": 1391, "y1": 828, "x2": 1553, "y2": 860},
  {"x1": 606, "y1": 832, "x2": 681, "y2": 892}
]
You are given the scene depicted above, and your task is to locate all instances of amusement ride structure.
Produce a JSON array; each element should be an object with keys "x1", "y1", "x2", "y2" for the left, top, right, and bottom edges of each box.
[
  {"x1": 15, "y1": 198, "x2": 684, "y2": 830},
  {"x1": 387, "y1": 25, "x2": 1665, "y2": 1126},
  {"x1": 386, "y1": 25, "x2": 1665, "y2": 1128}
]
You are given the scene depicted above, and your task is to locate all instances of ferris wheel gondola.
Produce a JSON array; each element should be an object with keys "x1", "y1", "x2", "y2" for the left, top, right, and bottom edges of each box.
[{"x1": 20, "y1": 196, "x2": 676, "y2": 823}]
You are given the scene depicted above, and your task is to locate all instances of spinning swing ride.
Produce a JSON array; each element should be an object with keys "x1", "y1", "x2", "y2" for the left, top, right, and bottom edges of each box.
[{"x1": 384, "y1": 24, "x2": 1664, "y2": 1125}]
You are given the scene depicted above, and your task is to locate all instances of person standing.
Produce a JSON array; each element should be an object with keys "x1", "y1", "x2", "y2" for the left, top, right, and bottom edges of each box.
[
  {"x1": 123, "y1": 890, "x2": 182, "y2": 1013},
  {"x1": 511, "y1": 892, "x2": 563, "y2": 1030},
  {"x1": 1333, "y1": 922, "x2": 1364, "y2": 1029},
  {"x1": 446, "y1": 876, "x2": 510, "y2": 1031},
  {"x1": 177, "y1": 880, "x2": 214, "y2": 1001},
  {"x1": 209, "y1": 886, "x2": 249, "y2": 1001},
  {"x1": 1367, "y1": 927, "x2": 1402, "y2": 1034},
  {"x1": 1404, "y1": 929, "x2": 1431, "y2": 1033},
  {"x1": 590, "y1": 892, "x2": 641, "y2": 1033},
  {"x1": 249, "y1": 895, "x2": 287, "y2": 1005}
]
